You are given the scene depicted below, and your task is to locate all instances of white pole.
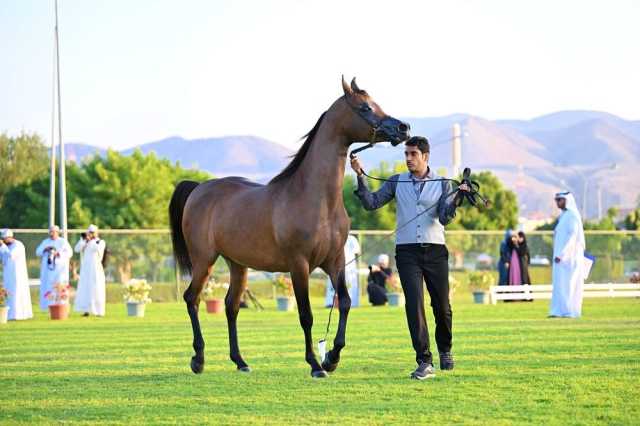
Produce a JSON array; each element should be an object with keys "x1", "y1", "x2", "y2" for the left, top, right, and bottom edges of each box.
[
  {"x1": 597, "y1": 186, "x2": 603, "y2": 220},
  {"x1": 48, "y1": 31, "x2": 56, "y2": 229},
  {"x1": 452, "y1": 123, "x2": 461, "y2": 178},
  {"x1": 54, "y1": 0, "x2": 68, "y2": 239},
  {"x1": 582, "y1": 176, "x2": 588, "y2": 219}
]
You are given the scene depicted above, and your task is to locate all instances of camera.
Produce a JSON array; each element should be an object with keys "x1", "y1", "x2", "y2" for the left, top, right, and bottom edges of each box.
[
  {"x1": 81, "y1": 232, "x2": 87, "y2": 240},
  {"x1": 47, "y1": 248, "x2": 57, "y2": 265}
]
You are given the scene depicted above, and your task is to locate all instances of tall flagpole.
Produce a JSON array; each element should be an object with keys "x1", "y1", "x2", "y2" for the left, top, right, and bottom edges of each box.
[
  {"x1": 54, "y1": 0, "x2": 68, "y2": 239},
  {"x1": 48, "y1": 30, "x2": 57, "y2": 229}
]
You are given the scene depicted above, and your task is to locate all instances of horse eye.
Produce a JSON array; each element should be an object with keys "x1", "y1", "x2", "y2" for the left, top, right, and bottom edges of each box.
[{"x1": 360, "y1": 104, "x2": 372, "y2": 112}]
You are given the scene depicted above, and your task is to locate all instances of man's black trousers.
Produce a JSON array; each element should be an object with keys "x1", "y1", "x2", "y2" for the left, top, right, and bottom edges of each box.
[{"x1": 395, "y1": 243, "x2": 452, "y2": 365}]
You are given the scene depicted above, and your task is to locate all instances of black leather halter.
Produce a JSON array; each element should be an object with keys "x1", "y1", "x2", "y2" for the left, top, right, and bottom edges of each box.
[
  {"x1": 343, "y1": 95, "x2": 384, "y2": 137},
  {"x1": 343, "y1": 96, "x2": 383, "y2": 158}
]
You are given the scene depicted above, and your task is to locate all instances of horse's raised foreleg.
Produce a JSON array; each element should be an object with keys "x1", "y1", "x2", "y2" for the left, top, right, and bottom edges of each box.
[
  {"x1": 322, "y1": 259, "x2": 350, "y2": 373},
  {"x1": 183, "y1": 259, "x2": 215, "y2": 374},
  {"x1": 290, "y1": 261, "x2": 327, "y2": 378},
  {"x1": 225, "y1": 260, "x2": 250, "y2": 372}
]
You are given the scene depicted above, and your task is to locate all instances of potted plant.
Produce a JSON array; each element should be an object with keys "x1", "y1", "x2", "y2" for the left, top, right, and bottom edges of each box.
[
  {"x1": 202, "y1": 278, "x2": 228, "y2": 314},
  {"x1": 123, "y1": 278, "x2": 152, "y2": 317},
  {"x1": 0, "y1": 285, "x2": 9, "y2": 324},
  {"x1": 386, "y1": 275, "x2": 404, "y2": 307},
  {"x1": 467, "y1": 271, "x2": 493, "y2": 304},
  {"x1": 45, "y1": 282, "x2": 74, "y2": 320},
  {"x1": 273, "y1": 274, "x2": 295, "y2": 311}
]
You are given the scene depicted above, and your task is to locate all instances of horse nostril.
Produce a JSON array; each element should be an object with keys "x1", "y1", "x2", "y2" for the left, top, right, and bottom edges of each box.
[{"x1": 398, "y1": 123, "x2": 410, "y2": 133}]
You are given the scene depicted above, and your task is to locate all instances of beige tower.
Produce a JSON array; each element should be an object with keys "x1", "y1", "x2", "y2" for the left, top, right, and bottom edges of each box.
[{"x1": 452, "y1": 123, "x2": 462, "y2": 178}]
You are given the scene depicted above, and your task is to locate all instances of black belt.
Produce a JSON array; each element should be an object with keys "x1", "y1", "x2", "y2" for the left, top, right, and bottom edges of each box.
[{"x1": 397, "y1": 243, "x2": 444, "y2": 249}]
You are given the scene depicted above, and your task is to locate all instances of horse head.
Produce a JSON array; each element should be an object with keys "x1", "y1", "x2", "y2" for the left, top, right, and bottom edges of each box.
[{"x1": 341, "y1": 76, "x2": 410, "y2": 146}]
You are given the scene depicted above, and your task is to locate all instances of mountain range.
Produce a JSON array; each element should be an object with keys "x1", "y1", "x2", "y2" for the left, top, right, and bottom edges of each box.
[{"x1": 64, "y1": 110, "x2": 640, "y2": 220}]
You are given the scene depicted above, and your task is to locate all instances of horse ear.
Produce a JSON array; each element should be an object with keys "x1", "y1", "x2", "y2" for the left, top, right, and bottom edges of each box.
[
  {"x1": 350, "y1": 77, "x2": 361, "y2": 93},
  {"x1": 342, "y1": 75, "x2": 353, "y2": 96}
]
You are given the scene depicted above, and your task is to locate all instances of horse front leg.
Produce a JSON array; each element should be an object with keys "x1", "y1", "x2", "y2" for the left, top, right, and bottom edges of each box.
[
  {"x1": 289, "y1": 261, "x2": 327, "y2": 378},
  {"x1": 322, "y1": 264, "x2": 351, "y2": 373}
]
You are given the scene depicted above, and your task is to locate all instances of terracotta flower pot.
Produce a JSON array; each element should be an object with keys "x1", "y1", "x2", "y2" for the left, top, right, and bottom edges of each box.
[
  {"x1": 0, "y1": 306, "x2": 9, "y2": 324},
  {"x1": 49, "y1": 304, "x2": 69, "y2": 320},
  {"x1": 205, "y1": 298, "x2": 224, "y2": 314}
]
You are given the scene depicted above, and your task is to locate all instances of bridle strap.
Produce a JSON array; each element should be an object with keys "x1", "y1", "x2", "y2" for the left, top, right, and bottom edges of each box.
[{"x1": 343, "y1": 95, "x2": 382, "y2": 139}]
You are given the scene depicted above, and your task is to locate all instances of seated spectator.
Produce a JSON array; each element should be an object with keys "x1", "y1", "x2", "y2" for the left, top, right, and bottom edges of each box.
[{"x1": 367, "y1": 254, "x2": 392, "y2": 306}]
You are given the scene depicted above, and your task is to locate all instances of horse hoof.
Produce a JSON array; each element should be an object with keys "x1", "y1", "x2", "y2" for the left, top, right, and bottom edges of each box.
[
  {"x1": 311, "y1": 370, "x2": 329, "y2": 379},
  {"x1": 237, "y1": 366, "x2": 252, "y2": 373},
  {"x1": 321, "y1": 359, "x2": 338, "y2": 373},
  {"x1": 190, "y1": 357, "x2": 204, "y2": 374}
]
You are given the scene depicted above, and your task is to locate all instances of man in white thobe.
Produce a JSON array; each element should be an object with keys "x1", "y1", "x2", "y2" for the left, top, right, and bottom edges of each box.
[
  {"x1": 325, "y1": 234, "x2": 361, "y2": 307},
  {"x1": 36, "y1": 225, "x2": 73, "y2": 311},
  {"x1": 549, "y1": 192, "x2": 586, "y2": 318},
  {"x1": 0, "y1": 229, "x2": 33, "y2": 320},
  {"x1": 74, "y1": 224, "x2": 106, "y2": 316}
]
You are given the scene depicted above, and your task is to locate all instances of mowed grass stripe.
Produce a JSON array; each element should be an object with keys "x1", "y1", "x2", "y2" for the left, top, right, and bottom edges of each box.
[{"x1": 1, "y1": 297, "x2": 639, "y2": 425}]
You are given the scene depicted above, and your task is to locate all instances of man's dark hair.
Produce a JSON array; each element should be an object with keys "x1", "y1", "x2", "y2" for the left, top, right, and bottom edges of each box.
[{"x1": 405, "y1": 136, "x2": 430, "y2": 154}]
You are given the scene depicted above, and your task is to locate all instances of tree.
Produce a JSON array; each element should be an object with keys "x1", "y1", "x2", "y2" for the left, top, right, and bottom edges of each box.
[
  {"x1": 624, "y1": 208, "x2": 640, "y2": 230},
  {"x1": 0, "y1": 132, "x2": 49, "y2": 209},
  {"x1": 344, "y1": 165, "x2": 518, "y2": 231},
  {"x1": 71, "y1": 150, "x2": 210, "y2": 282},
  {"x1": 343, "y1": 161, "x2": 405, "y2": 230},
  {"x1": 582, "y1": 207, "x2": 625, "y2": 281},
  {"x1": 0, "y1": 163, "x2": 91, "y2": 228},
  {"x1": 447, "y1": 171, "x2": 518, "y2": 231},
  {"x1": 0, "y1": 149, "x2": 211, "y2": 283},
  {"x1": 73, "y1": 150, "x2": 208, "y2": 228}
]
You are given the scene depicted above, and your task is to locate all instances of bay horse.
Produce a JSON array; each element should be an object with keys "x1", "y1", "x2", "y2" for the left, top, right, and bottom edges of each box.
[{"x1": 169, "y1": 77, "x2": 410, "y2": 378}]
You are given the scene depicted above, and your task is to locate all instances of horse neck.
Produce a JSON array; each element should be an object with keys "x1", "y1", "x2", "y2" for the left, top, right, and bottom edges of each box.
[{"x1": 291, "y1": 115, "x2": 349, "y2": 206}]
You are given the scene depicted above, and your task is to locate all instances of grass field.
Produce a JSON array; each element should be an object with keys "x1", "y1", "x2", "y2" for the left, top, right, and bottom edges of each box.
[{"x1": 1, "y1": 295, "x2": 639, "y2": 425}]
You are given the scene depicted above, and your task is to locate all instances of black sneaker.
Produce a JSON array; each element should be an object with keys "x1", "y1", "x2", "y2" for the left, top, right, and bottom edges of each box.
[
  {"x1": 410, "y1": 362, "x2": 435, "y2": 380},
  {"x1": 439, "y1": 352, "x2": 454, "y2": 370}
]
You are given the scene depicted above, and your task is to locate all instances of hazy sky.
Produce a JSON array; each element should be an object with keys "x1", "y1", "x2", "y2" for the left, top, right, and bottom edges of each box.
[{"x1": 1, "y1": 0, "x2": 638, "y2": 149}]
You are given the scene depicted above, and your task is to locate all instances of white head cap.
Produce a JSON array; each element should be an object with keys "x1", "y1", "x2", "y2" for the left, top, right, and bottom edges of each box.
[
  {"x1": 49, "y1": 225, "x2": 60, "y2": 233},
  {"x1": 87, "y1": 224, "x2": 98, "y2": 233},
  {"x1": 378, "y1": 254, "x2": 390, "y2": 266},
  {"x1": 555, "y1": 191, "x2": 580, "y2": 217},
  {"x1": 0, "y1": 228, "x2": 14, "y2": 239}
]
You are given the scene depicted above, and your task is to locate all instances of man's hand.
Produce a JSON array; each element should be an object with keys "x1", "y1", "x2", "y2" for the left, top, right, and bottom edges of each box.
[
  {"x1": 505, "y1": 262, "x2": 509, "y2": 268},
  {"x1": 350, "y1": 156, "x2": 364, "y2": 176},
  {"x1": 554, "y1": 257, "x2": 561, "y2": 263},
  {"x1": 370, "y1": 264, "x2": 380, "y2": 272},
  {"x1": 458, "y1": 183, "x2": 471, "y2": 192}
]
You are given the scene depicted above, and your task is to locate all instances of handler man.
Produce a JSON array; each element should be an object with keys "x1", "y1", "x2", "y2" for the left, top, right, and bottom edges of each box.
[{"x1": 350, "y1": 136, "x2": 469, "y2": 380}]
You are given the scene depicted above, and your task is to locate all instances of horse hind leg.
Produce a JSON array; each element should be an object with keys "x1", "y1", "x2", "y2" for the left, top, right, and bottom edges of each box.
[
  {"x1": 225, "y1": 259, "x2": 251, "y2": 372},
  {"x1": 183, "y1": 256, "x2": 217, "y2": 374}
]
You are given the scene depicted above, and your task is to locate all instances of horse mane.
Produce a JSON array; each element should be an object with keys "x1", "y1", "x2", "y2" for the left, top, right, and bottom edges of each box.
[{"x1": 269, "y1": 111, "x2": 327, "y2": 184}]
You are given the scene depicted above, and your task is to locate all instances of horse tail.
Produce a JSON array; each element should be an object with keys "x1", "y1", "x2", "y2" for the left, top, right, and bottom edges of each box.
[{"x1": 169, "y1": 180, "x2": 199, "y2": 275}]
